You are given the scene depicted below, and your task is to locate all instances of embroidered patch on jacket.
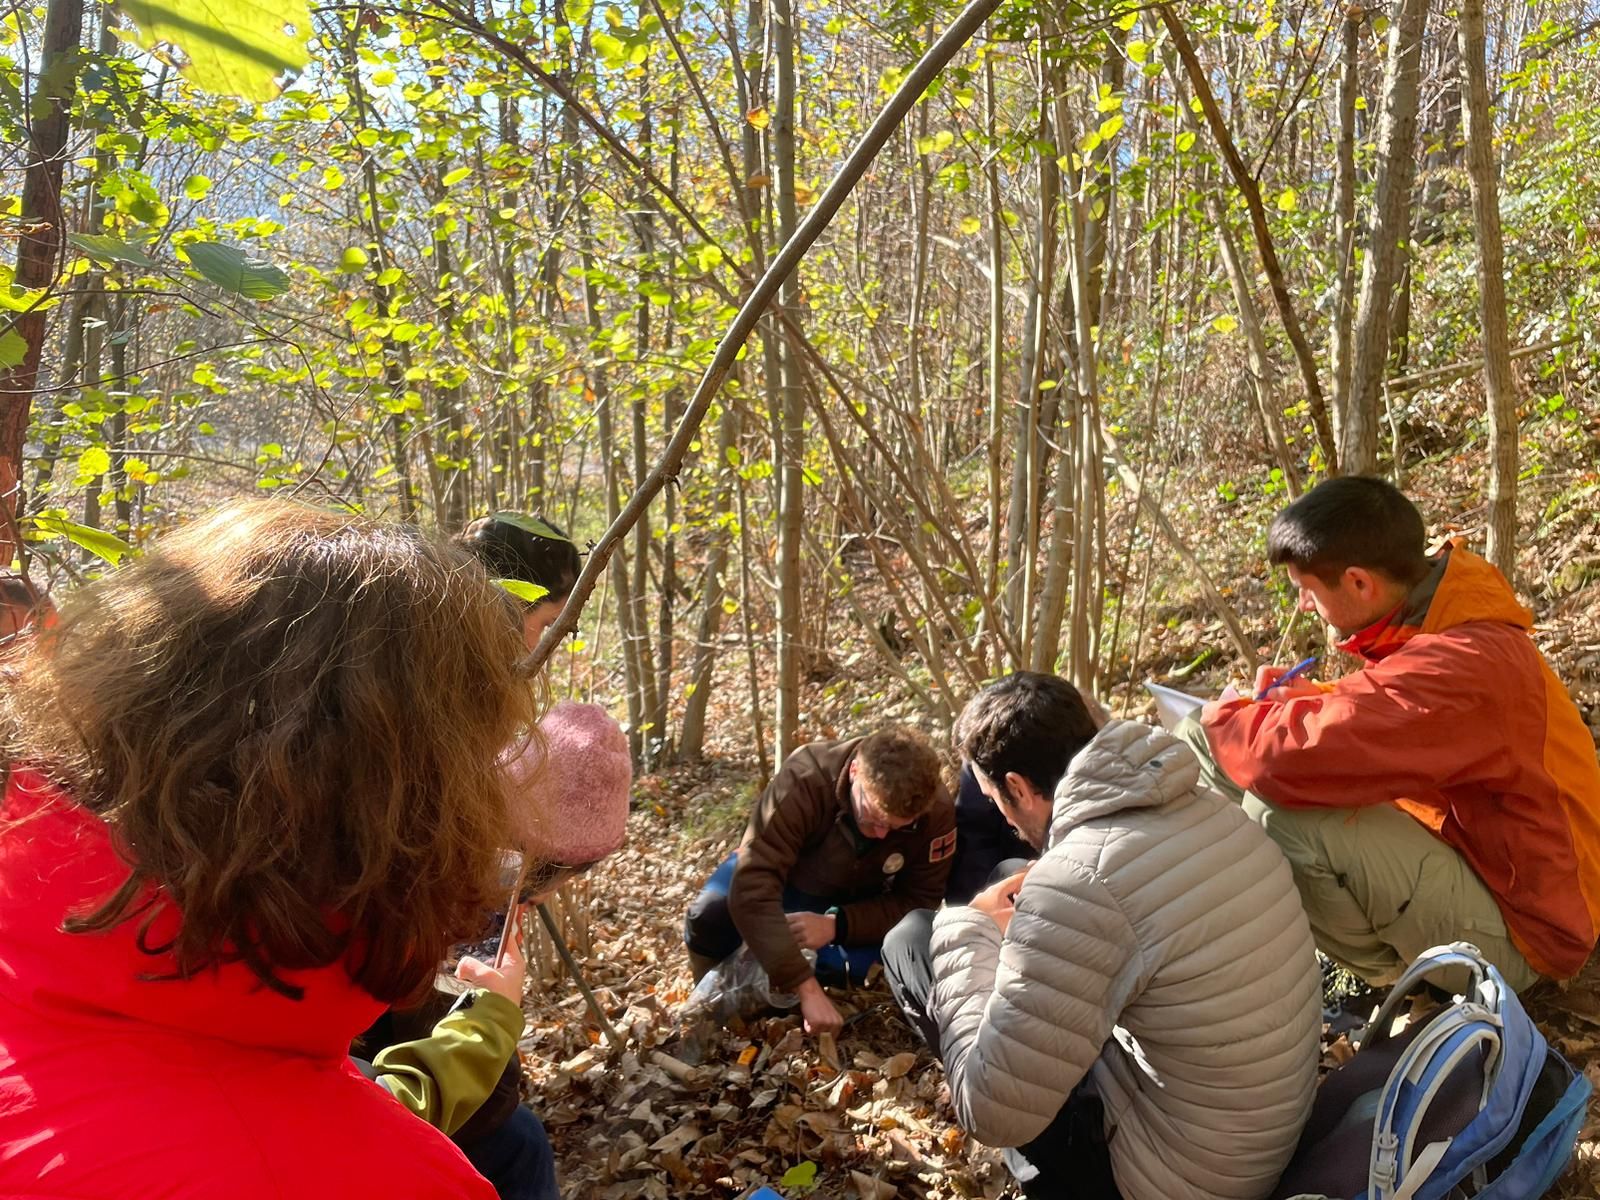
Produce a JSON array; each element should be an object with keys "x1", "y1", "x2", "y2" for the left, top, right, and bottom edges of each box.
[
  {"x1": 927, "y1": 830, "x2": 957, "y2": 862},
  {"x1": 882, "y1": 852, "x2": 905, "y2": 874}
]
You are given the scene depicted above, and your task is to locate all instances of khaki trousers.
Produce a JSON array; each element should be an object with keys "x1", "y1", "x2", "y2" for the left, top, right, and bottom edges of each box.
[{"x1": 1173, "y1": 716, "x2": 1538, "y2": 992}]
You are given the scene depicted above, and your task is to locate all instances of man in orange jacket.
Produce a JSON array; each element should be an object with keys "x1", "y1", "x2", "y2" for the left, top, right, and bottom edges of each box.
[{"x1": 1180, "y1": 477, "x2": 1600, "y2": 991}]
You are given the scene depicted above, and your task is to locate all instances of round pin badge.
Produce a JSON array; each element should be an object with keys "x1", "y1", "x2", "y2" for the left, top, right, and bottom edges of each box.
[{"x1": 882, "y1": 852, "x2": 905, "y2": 874}]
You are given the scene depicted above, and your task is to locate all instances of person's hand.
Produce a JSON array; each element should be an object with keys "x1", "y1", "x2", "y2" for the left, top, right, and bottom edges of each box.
[
  {"x1": 795, "y1": 977, "x2": 843, "y2": 1036},
  {"x1": 785, "y1": 910, "x2": 838, "y2": 950},
  {"x1": 455, "y1": 906, "x2": 527, "y2": 1005},
  {"x1": 1254, "y1": 663, "x2": 1320, "y2": 701},
  {"x1": 971, "y1": 868, "x2": 1030, "y2": 936}
]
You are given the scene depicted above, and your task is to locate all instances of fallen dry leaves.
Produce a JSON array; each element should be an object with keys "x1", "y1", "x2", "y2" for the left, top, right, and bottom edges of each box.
[
  {"x1": 513, "y1": 757, "x2": 1600, "y2": 1199},
  {"x1": 512, "y1": 761, "x2": 1015, "y2": 1199}
]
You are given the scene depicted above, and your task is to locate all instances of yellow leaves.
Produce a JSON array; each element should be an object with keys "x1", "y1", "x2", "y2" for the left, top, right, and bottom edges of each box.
[
  {"x1": 793, "y1": 178, "x2": 818, "y2": 206},
  {"x1": 77, "y1": 446, "x2": 112, "y2": 479},
  {"x1": 1277, "y1": 187, "x2": 1298, "y2": 212},
  {"x1": 1213, "y1": 313, "x2": 1239, "y2": 334},
  {"x1": 745, "y1": 107, "x2": 770, "y2": 130}
]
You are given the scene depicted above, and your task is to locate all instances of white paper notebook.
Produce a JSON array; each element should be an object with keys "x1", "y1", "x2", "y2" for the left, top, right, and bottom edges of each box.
[{"x1": 1144, "y1": 681, "x2": 1206, "y2": 732}]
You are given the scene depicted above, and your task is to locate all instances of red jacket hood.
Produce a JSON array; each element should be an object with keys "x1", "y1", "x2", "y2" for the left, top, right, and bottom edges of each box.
[{"x1": 0, "y1": 768, "x2": 385, "y2": 1058}]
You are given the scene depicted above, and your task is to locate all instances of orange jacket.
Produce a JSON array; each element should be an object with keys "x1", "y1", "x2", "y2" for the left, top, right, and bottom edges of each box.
[{"x1": 1202, "y1": 546, "x2": 1600, "y2": 980}]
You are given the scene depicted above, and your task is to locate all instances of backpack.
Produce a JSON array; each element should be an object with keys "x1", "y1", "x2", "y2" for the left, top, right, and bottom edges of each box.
[{"x1": 1273, "y1": 942, "x2": 1591, "y2": 1200}]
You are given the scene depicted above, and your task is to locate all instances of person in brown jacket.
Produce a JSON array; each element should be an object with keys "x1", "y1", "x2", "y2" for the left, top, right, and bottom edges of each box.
[{"x1": 683, "y1": 725, "x2": 955, "y2": 1034}]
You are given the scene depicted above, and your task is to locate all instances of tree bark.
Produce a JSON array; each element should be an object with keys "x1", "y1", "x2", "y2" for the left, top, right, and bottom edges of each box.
[
  {"x1": 982, "y1": 51, "x2": 1005, "y2": 635},
  {"x1": 1458, "y1": 0, "x2": 1519, "y2": 578},
  {"x1": 1344, "y1": 0, "x2": 1430, "y2": 475},
  {"x1": 524, "y1": 0, "x2": 1011, "y2": 676},
  {"x1": 0, "y1": 0, "x2": 85, "y2": 563},
  {"x1": 1159, "y1": 5, "x2": 1338, "y2": 473},
  {"x1": 1329, "y1": 8, "x2": 1362, "y2": 445},
  {"x1": 677, "y1": 402, "x2": 738, "y2": 760}
]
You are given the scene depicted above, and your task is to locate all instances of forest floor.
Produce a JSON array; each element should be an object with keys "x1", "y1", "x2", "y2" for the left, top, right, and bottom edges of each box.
[{"x1": 514, "y1": 766, "x2": 1600, "y2": 1200}]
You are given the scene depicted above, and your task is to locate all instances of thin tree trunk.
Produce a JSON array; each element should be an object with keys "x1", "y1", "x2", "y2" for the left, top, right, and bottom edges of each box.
[
  {"x1": 1458, "y1": 0, "x2": 1518, "y2": 577},
  {"x1": 1214, "y1": 215, "x2": 1301, "y2": 495},
  {"x1": 1344, "y1": 0, "x2": 1430, "y2": 475},
  {"x1": 1159, "y1": 7, "x2": 1338, "y2": 473},
  {"x1": 734, "y1": 451, "x2": 771, "y2": 782},
  {"x1": 0, "y1": 0, "x2": 84, "y2": 561},
  {"x1": 1005, "y1": 56, "x2": 1058, "y2": 651},
  {"x1": 342, "y1": 17, "x2": 416, "y2": 521},
  {"x1": 983, "y1": 50, "x2": 1005, "y2": 653},
  {"x1": 525, "y1": 0, "x2": 1011, "y2": 674},
  {"x1": 772, "y1": 0, "x2": 804, "y2": 763},
  {"x1": 677, "y1": 402, "x2": 739, "y2": 760},
  {"x1": 1329, "y1": 8, "x2": 1362, "y2": 443}
]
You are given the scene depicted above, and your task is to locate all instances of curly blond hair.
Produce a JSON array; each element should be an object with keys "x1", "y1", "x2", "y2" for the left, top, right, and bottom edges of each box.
[{"x1": 0, "y1": 500, "x2": 541, "y2": 1003}]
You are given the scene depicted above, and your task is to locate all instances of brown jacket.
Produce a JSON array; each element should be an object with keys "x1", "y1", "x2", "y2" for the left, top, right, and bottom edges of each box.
[{"x1": 731, "y1": 738, "x2": 956, "y2": 991}]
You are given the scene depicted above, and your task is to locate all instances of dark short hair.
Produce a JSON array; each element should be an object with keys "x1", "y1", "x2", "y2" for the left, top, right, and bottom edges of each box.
[
  {"x1": 455, "y1": 513, "x2": 582, "y2": 602},
  {"x1": 955, "y1": 672, "x2": 1098, "y2": 799},
  {"x1": 0, "y1": 575, "x2": 36, "y2": 610},
  {"x1": 1266, "y1": 476, "x2": 1429, "y2": 586},
  {"x1": 856, "y1": 725, "x2": 942, "y2": 819}
]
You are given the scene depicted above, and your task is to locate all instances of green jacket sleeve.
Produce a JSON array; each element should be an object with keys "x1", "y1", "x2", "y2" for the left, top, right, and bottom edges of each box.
[{"x1": 372, "y1": 990, "x2": 525, "y2": 1135}]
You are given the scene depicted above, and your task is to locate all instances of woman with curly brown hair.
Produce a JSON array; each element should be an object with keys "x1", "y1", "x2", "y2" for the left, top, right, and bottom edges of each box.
[{"x1": 0, "y1": 500, "x2": 543, "y2": 1200}]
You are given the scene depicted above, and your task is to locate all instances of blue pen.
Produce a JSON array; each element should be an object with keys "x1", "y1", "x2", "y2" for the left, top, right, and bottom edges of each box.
[{"x1": 1256, "y1": 654, "x2": 1318, "y2": 701}]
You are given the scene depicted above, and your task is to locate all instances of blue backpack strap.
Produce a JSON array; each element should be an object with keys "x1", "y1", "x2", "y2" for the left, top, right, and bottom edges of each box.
[
  {"x1": 1364, "y1": 943, "x2": 1503, "y2": 1050},
  {"x1": 1473, "y1": 1064, "x2": 1592, "y2": 1199},
  {"x1": 1370, "y1": 1005, "x2": 1503, "y2": 1200}
]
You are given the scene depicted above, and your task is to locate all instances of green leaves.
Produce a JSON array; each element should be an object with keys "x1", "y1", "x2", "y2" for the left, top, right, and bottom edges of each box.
[
  {"x1": 183, "y1": 241, "x2": 291, "y2": 299},
  {"x1": 111, "y1": 0, "x2": 313, "y2": 101},
  {"x1": 494, "y1": 578, "x2": 552, "y2": 604},
  {"x1": 493, "y1": 512, "x2": 571, "y2": 542},
  {"x1": 0, "y1": 330, "x2": 24, "y2": 368},
  {"x1": 339, "y1": 246, "x2": 370, "y2": 273},
  {"x1": 30, "y1": 514, "x2": 134, "y2": 567},
  {"x1": 68, "y1": 233, "x2": 156, "y2": 267},
  {"x1": 780, "y1": 1161, "x2": 819, "y2": 1192}
]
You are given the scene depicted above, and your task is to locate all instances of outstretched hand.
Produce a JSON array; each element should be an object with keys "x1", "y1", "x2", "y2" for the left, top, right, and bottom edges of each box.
[{"x1": 455, "y1": 905, "x2": 527, "y2": 1005}]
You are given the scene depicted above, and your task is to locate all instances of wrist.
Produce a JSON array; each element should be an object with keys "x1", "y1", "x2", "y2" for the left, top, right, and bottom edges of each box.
[
  {"x1": 826, "y1": 906, "x2": 845, "y2": 943},
  {"x1": 795, "y1": 976, "x2": 825, "y2": 999}
]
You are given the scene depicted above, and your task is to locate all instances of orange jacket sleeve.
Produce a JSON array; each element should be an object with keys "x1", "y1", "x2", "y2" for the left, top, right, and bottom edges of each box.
[{"x1": 1201, "y1": 629, "x2": 1509, "y2": 810}]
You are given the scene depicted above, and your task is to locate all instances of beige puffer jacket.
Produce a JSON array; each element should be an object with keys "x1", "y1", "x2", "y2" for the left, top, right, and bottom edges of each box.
[{"x1": 930, "y1": 720, "x2": 1320, "y2": 1200}]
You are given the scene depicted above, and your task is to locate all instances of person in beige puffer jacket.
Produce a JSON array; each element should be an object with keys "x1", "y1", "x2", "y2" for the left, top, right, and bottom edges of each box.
[{"x1": 883, "y1": 672, "x2": 1322, "y2": 1200}]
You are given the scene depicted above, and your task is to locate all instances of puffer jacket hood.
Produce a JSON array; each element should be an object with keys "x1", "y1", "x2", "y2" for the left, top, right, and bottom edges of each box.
[
  {"x1": 930, "y1": 720, "x2": 1321, "y2": 1200},
  {"x1": 1047, "y1": 718, "x2": 1201, "y2": 837},
  {"x1": 0, "y1": 769, "x2": 495, "y2": 1199}
]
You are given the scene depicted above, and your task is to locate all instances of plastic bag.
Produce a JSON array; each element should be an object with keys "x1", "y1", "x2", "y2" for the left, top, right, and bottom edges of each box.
[{"x1": 683, "y1": 945, "x2": 814, "y2": 1023}]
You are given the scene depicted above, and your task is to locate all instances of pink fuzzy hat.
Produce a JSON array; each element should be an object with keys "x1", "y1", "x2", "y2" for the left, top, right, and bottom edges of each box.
[{"x1": 503, "y1": 701, "x2": 631, "y2": 865}]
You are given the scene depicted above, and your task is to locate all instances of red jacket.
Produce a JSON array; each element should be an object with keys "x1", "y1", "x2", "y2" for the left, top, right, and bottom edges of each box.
[
  {"x1": 0, "y1": 769, "x2": 496, "y2": 1199},
  {"x1": 1203, "y1": 546, "x2": 1600, "y2": 980}
]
